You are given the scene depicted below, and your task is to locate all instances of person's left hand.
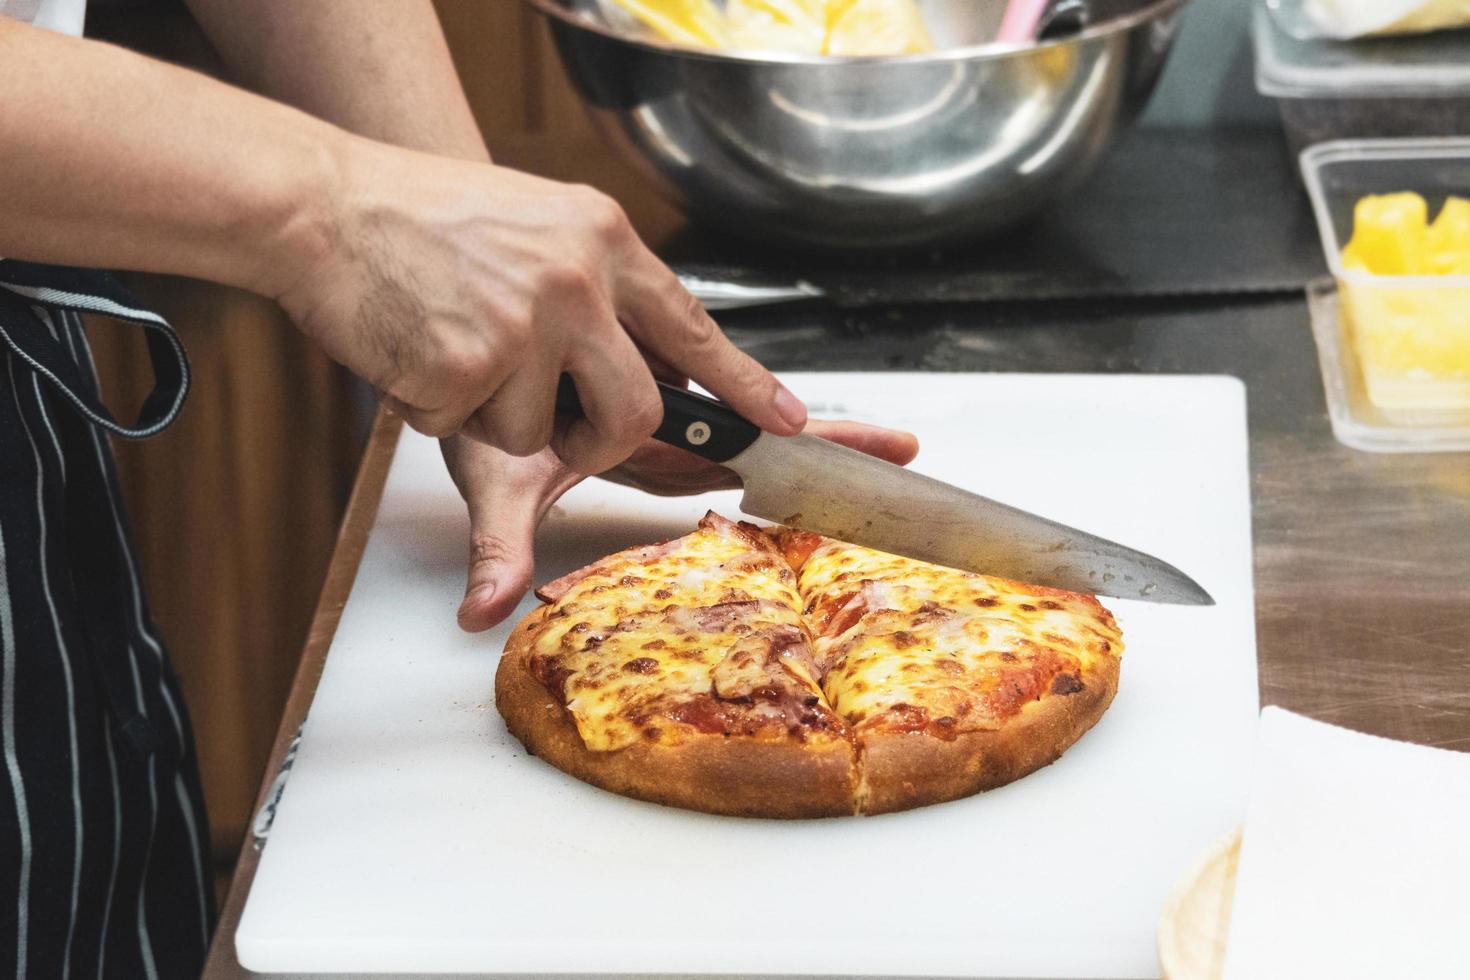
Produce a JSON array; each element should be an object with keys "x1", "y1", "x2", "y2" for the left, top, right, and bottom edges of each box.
[{"x1": 441, "y1": 421, "x2": 920, "y2": 632}]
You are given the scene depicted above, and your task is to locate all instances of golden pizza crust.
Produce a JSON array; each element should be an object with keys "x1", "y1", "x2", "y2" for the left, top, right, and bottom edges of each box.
[
  {"x1": 497, "y1": 606, "x2": 859, "y2": 819},
  {"x1": 856, "y1": 656, "x2": 1120, "y2": 815}
]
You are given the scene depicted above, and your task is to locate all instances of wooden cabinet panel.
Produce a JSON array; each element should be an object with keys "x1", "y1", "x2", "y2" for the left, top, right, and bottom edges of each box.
[
  {"x1": 89, "y1": 278, "x2": 362, "y2": 866},
  {"x1": 433, "y1": 0, "x2": 685, "y2": 242}
]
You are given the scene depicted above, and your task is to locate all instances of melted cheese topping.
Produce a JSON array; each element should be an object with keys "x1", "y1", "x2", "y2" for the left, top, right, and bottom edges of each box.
[
  {"x1": 532, "y1": 524, "x2": 822, "y2": 750},
  {"x1": 529, "y1": 518, "x2": 1123, "y2": 751},
  {"x1": 796, "y1": 540, "x2": 1122, "y2": 732}
]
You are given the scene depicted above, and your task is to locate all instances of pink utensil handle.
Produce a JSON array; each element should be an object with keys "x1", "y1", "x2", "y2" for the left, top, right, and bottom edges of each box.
[{"x1": 996, "y1": 0, "x2": 1049, "y2": 42}]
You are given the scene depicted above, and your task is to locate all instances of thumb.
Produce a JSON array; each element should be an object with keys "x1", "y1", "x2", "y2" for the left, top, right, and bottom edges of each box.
[
  {"x1": 459, "y1": 505, "x2": 539, "y2": 633},
  {"x1": 443, "y1": 440, "x2": 583, "y2": 632}
]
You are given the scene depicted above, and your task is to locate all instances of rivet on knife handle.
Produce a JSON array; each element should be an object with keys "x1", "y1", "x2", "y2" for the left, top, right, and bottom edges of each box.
[{"x1": 554, "y1": 375, "x2": 761, "y2": 464}]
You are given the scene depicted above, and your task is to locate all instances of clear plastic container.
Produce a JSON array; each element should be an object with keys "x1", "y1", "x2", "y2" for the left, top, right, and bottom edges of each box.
[
  {"x1": 1254, "y1": 3, "x2": 1470, "y2": 159},
  {"x1": 1301, "y1": 138, "x2": 1470, "y2": 451}
]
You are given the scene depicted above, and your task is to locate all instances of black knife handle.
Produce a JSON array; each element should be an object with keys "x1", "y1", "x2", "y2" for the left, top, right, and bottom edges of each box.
[{"x1": 555, "y1": 375, "x2": 760, "y2": 464}]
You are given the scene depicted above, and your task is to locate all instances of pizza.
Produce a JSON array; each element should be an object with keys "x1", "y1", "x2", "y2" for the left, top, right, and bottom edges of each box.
[{"x1": 496, "y1": 512, "x2": 1123, "y2": 817}]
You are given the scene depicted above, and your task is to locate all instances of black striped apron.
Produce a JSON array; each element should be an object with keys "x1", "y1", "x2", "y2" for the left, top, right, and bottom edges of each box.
[{"x1": 0, "y1": 260, "x2": 213, "y2": 978}]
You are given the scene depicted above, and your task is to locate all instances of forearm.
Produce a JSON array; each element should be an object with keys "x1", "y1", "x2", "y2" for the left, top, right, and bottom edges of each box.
[
  {"x1": 0, "y1": 17, "x2": 340, "y2": 297},
  {"x1": 184, "y1": 0, "x2": 488, "y2": 164},
  {"x1": 0, "y1": 7, "x2": 801, "y2": 467}
]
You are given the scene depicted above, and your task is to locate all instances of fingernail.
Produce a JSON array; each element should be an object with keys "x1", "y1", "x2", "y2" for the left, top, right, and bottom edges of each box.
[
  {"x1": 459, "y1": 583, "x2": 495, "y2": 616},
  {"x1": 773, "y1": 385, "x2": 807, "y2": 431}
]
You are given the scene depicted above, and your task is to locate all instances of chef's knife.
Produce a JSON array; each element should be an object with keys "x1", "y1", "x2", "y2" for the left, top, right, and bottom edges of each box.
[{"x1": 555, "y1": 378, "x2": 1213, "y2": 605}]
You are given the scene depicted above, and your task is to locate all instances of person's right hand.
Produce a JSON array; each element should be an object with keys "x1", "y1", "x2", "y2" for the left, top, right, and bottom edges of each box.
[
  {"x1": 441, "y1": 420, "x2": 921, "y2": 632},
  {"x1": 266, "y1": 139, "x2": 808, "y2": 475}
]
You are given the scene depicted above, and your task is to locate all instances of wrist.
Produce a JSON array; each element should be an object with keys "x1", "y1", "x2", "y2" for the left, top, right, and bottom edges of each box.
[{"x1": 238, "y1": 117, "x2": 358, "y2": 302}]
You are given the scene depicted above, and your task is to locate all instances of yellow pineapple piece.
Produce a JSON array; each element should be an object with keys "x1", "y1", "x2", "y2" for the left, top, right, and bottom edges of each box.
[
  {"x1": 726, "y1": 0, "x2": 827, "y2": 53},
  {"x1": 1426, "y1": 196, "x2": 1470, "y2": 275},
  {"x1": 1344, "y1": 192, "x2": 1429, "y2": 275},
  {"x1": 610, "y1": 0, "x2": 933, "y2": 56},
  {"x1": 609, "y1": 0, "x2": 728, "y2": 48},
  {"x1": 751, "y1": 0, "x2": 828, "y2": 24},
  {"x1": 824, "y1": 0, "x2": 934, "y2": 55}
]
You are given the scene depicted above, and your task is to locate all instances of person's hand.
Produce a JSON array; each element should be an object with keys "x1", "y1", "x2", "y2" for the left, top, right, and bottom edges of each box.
[
  {"x1": 267, "y1": 138, "x2": 807, "y2": 474},
  {"x1": 441, "y1": 422, "x2": 920, "y2": 632}
]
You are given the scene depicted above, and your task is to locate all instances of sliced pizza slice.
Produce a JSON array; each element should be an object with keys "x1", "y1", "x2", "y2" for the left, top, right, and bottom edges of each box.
[
  {"x1": 779, "y1": 530, "x2": 1123, "y2": 814},
  {"x1": 497, "y1": 512, "x2": 858, "y2": 817}
]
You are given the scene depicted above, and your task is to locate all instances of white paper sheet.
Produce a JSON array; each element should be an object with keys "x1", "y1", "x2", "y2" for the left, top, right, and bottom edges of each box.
[{"x1": 1225, "y1": 707, "x2": 1470, "y2": 979}]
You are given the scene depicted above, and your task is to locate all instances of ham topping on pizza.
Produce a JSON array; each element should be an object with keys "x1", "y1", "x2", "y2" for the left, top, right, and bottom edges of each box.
[
  {"x1": 527, "y1": 513, "x2": 840, "y2": 750},
  {"x1": 710, "y1": 627, "x2": 818, "y2": 700}
]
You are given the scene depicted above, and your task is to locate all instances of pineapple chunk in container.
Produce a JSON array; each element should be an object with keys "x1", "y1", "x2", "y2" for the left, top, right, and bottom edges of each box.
[{"x1": 1339, "y1": 192, "x2": 1470, "y2": 414}]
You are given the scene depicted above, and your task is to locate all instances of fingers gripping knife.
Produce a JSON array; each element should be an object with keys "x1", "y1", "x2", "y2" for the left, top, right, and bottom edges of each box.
[{"x1": 554, "y1": 376, "x2": 1213, "y2": 605}]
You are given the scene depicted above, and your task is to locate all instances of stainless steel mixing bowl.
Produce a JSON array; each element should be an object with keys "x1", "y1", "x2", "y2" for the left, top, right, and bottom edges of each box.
[{"x1": 524, "y1": 0, "x2": 1188, "y2": 249}]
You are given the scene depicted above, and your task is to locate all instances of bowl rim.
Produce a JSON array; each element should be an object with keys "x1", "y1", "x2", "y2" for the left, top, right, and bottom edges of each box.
[{"x1": 522, "y1": 0, "x2": 1189, "y2": 66}]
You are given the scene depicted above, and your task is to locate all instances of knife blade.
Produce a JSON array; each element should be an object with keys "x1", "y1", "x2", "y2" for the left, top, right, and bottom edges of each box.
[
  {"x1": 554, "y1": 377, "x2": 1213, "y2": 605},
  {"x1": 675, "y1": 271, "x2": 825, "y2": 310}
]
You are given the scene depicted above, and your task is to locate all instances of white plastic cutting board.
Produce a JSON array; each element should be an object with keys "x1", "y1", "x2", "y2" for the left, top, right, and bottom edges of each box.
[{"x1": 237, "y1": 373, "x2": 1259, "y2": 979}]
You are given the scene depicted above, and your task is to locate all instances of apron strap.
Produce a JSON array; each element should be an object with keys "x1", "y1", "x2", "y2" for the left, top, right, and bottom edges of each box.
[{"x1": 0, "y1": 259, "x2": 190, "y2": 439}]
